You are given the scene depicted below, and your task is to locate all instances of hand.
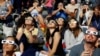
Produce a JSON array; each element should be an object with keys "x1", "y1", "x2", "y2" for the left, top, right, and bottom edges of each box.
[
  {"x1": 24, "y1": 28, "x2": 30, "y2": 34},
  {"x1": 32, "y1": 6, "x2": 35, "y2": 9},
  {"x1": 95, "y1": 38, "x2": 100, "y2": 48},
  {"x1": 58, "y1": 8, "x2": 61, "y2": 11},
  {"x1": 0, "y1": 16, "x2": 6, "y2": 20},
  {"x1": 18, "y1": 27, "x2": 24, "y2": 34},
  {"x1": 61, "y1": 7, "x2": 64, "y2": 10},
  {"x1": 0, "y1": 16, "x2": 4, "y2": 20},
  {"x1": 3, "y1": 16, "x2": 7, "y2": 20}
]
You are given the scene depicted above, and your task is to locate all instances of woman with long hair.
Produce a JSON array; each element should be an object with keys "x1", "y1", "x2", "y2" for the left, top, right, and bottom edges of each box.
[
  {"x1": 41, "y1": 17, "x2": 65, "y2": 56},
  {"x1": 16, "y1": 13, "x2": 39, "y2": 54},
  {"x1": 64, "y1": 18, "x2": 84, "y2": 55}
]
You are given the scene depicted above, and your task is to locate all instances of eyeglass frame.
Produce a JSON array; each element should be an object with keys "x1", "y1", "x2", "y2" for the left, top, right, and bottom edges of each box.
[
  {"x1": 85, "y1": 30, "x2": 98, "y2": 36},
  {"x1": 1, "y1": 40, "x2": 18, "y2": 49}
]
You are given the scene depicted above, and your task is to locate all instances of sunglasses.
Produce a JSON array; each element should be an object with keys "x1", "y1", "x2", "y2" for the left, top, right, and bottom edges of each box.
[
  {"x1": 85, "y1": 30, "x2": 98, "y2": 36},
  {"x1": 48, "y1": 20, "x2": 56, "y2": 24},
  {"x1": 68, "y1": 20, "x2": 77, "y2": 24},
  {"x1": 1, "y1": 40, "x2": 16, "y2": 45},
  {"x1": 25, "y1": 17, "x2": 33, "y2": 20}
]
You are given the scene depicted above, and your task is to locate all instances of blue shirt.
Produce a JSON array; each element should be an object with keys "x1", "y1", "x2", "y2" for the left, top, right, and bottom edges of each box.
[{"x1": 55, "y1": 11, "x2": 68, "y2": 20}]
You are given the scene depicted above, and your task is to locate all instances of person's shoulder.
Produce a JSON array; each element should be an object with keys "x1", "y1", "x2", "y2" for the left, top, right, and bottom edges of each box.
[
  {"x1": 93, "y1": 48, "x2": 100, "y2": 56},
  {"x1": 69, "y1": 43, "x2": 84, "y2": 56},
  {"x1": 67, "y1": 4, "x2": 71, "y2": 6},
  {"x1": 79, "y1": 31, "x2": 85, "y2": 36},
  {"x1": 65, "y1": 4, "x2": 71, "y2": 8},
  {"x1": 54, "y1": 31, "x2": 60, "y2": 36},
  {"x1": 65, "y1": 29, "x2": 71, "y2": 34},
  {"x1": 65, "y1": 29, "x2": 70, "y2": 32},
  {"x1": 70, "y1": 42, "x2": 84, "y2": 50},
  {"x1": 71, "y1": 43, "x2": 81, "y2": 48},
  {"x1": 95, "y1": 48, "x2": 100, "y2": 52}
]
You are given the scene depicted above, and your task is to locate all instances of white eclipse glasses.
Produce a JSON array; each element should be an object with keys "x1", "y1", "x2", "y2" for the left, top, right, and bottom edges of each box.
[
  {"x1": 1, "y1": 40, "x2": 18, "y2": 47},
  {"x1": 85, "y1": 30, "x2": 98, "y2": 36}
]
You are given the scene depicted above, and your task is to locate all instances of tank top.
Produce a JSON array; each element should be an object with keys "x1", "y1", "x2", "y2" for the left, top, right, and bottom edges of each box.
[{"x1": 49, "y1": 29, "x2": 65, "y2": 56}]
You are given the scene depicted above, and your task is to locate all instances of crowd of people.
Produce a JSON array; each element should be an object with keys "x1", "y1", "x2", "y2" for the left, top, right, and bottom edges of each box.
[{"x1": 0, "y1": 0, "x2": 100, "y2": 56}]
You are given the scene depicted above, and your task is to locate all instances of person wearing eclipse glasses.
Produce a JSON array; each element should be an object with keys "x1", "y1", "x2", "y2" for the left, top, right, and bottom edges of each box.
[
  {"x1": 1, "y1": 36, "x2": 18, "y2": 56},
  {"x1": 69, "y1": 26, "x2": 100, "y2": 56}
]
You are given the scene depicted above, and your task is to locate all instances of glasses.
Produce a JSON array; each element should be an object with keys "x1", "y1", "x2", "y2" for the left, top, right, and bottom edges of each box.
[
  {"x1": 68, "y1": 20, "x2": 77, "y2": 24},
  {"x1": 1, "y1": 40, "x2": 16, "y2": 45},
  {"x1": 57, "y1": 18, "x2": 64, "y2": 22},
  {"x1": 25, "y1": 17, "x2": 33, "y2": 20},
  {"x1": 85, "y1": 30, "x2": 98, "y2": 36},
  {"x1": 48, "y1": 20, "x2": 56, "y2": 24}
]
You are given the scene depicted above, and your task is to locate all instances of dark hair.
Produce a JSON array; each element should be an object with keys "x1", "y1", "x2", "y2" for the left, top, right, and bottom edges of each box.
[
  {"x1": 17, "y1": 13, "x2": 37, "y2": 28},
  {"x1": 47, "y1": 16, "x2": 59, "y2": 27},
  {"x1": 29, "y1": 1, "x2": 39, "y2": 7},
  {"x1": 46, "y1": 16, "x2": 59, "y2": 42},
  {"x1": 68, "y1": 18, "x2": 82, "y2": 37},
  {"x1": 57, "y1": 17, "x2": 67, "y2": 39},
  {"x1": 57, "y1": 2, "x2": 65, "y2": 8},
  {"x1": 5, "y1": 36, "x2": 18, "y2": 47},
  {"x1": 93, "y1": 5, "x2": 100, "y2": 11},
  {"x1": 33, "y1": 0, "x2": 39, "y2": 3}
]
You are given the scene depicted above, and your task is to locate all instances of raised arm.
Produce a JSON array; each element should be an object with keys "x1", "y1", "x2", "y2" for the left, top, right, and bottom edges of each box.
[
  {"x1": 16, "y1": 27, "x2": 23, "y2": 41},
  {"x1": 5, "y1": 3, "x2": 12, "y2": 17},
  {"x1": 28, "y1": 6, "x2": 35, "y2": 12},
  {"x1": 52, "y1": 9, "x2": 60, "y2": 15}
]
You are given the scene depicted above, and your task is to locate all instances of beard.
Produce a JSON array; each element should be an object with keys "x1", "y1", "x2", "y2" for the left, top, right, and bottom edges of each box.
[{"x1": 85, "y1": 40, "x2": 96, "y2": 45}]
